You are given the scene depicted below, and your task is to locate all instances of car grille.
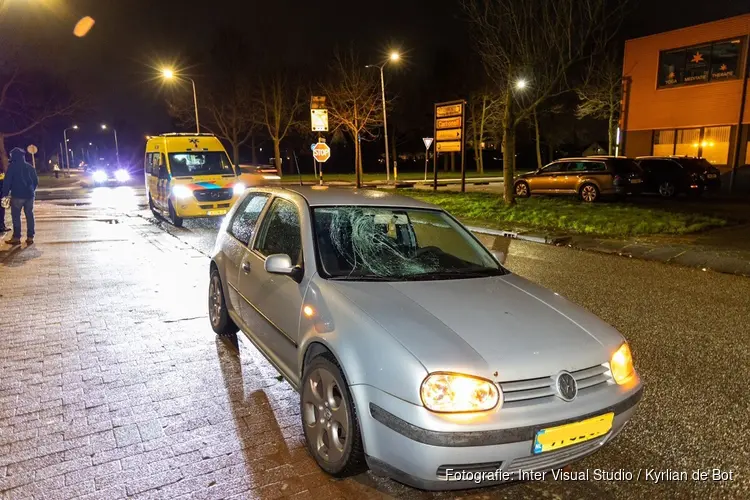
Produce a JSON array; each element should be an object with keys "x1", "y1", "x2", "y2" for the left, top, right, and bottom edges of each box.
[
  {"x1": 193, "y1": 188, "x2": 233, "y2": 202},
  {"x1": 507, "y1": 434, "x2": 608, "y2": 473},
  {"x1": 499, "y1": 364, "x2": 612, "y2": 408},
  {"x1": 436, "y1": 461, "x2": 503, "y2": 481}
]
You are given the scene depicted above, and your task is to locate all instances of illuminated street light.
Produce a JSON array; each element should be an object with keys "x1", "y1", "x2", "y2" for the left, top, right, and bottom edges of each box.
[
  {"x1": 63, "y1": 125, "x2": 79, "y2": 176},
  {"x1": 101, "y1": 124, "x2": 120, "y2": 167},
  {"x1": 161, "y1": 68, "x2": 200, "y2": 134},
  {"x1": 515, "y1": 79, "x2": 527, "y2": 90},
  {"x1": 366, "y1": 51, "x2": 401, "y2": 182}
]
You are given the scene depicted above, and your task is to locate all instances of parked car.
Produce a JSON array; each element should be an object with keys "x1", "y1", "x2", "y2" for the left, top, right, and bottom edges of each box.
[
  {"x1": 636, "y1": 156, "x2": 721, "y2": 198},
  {"x1": 514, "y1": 157, "x2": 644, "y2": 202},
  {"x1": 208, "y1": 186, "x2": 643, "y2": 490}
]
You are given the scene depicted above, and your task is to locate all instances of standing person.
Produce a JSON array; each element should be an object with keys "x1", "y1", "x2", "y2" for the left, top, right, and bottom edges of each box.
[
  {"x1": 1, "y1": 148, "x2": 38, "y2": 245},
  {"x1": 0, "y1": 163, "x2": 7, "y2": 233}
]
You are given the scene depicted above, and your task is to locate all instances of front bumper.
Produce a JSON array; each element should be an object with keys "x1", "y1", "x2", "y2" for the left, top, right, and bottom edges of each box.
[
  {"x1": 353, "y1": 382, "x2": 643, "y2": 490},
  {"x1": 171, "y1": 197, "x2": 240, "y2": 218}
]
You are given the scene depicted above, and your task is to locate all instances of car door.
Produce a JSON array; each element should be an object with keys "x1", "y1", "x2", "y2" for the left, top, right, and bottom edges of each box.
[
  {"x1": 156, "y1": 161, "x2": 170, "y2": 210},
  {"x1": 558, "y1": 161, "x2": 589, "y2": 193},
  {"x1": 531, "y1": 162, "x2": 566, "y2": 193},
  {"x1": 223, "y1": 193, "x2": 271, "y2": 312},
  {"x1": 237, "y1": 196, "x2": 306, "y2": 382}
]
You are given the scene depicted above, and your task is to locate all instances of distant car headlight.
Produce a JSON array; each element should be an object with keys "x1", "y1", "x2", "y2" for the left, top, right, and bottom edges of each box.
[
  {"x1": 232, "y1": 182, "x2": 246, "y2": 195},
  {"x1": 610, "y1": 343, "x2": 635, "y2": 385},
  {"x1": 420, "y1": 372, "x2": 500, "y2": 413},
  {"x1": 114, "y1": 169, "x2": 130, "y2": 182},
  {"x1": 172, "y1": 184, "x2": 193, "y2": 199},
  {"x1": 92, "y1": 170, "x2": 107, "y2": 183}
]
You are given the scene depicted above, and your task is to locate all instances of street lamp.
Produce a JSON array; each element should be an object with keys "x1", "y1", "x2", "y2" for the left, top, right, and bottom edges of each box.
[
  {"x1": 63, "y1": 125, "x2": 78, "y2": 176},
  {"x1": 161, "y1": 68, "x2": 200, "y2": 134},
  {"x1": 101, "y1": 124, "x2": 120, "y2": 167},
  {"x1": 515, "y1": 78, "x2": 528, "y2": 90},
  {"x1": 366, "y1": 50, "x2": 400, "y2": 183}
]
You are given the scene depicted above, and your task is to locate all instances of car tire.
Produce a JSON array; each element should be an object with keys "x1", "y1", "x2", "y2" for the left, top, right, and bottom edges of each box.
[
  {"x1": 301, "y1": 355, "x2": 367, "y2": 478},
  {"x1": 148, "y1": 194, "x2": 159, "y2": 217},
  {"x1": 168, "y1": 201, "x2": 184, "y2": 227},
  {"x1": 658, "y1": 181, "x2": 677, "y2": 198},
  {"x1": 515, "y1": 181, "x2": 531, "y2": 198},
  {"x1": 208, "y1": 268, "x2": 238, "y2": 337},
  {"x1": 579, "y1": 183, "x2": 599, "y2": 202}
]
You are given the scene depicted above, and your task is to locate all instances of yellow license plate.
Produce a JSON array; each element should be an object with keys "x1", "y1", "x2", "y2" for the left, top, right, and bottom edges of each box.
[
  {"x1": 533, "y1": 412, "x2": 613, "y2": 454},
  {"x1": 206, "y1": 209, "x2": 228, "y2": 216},
  {"x1": 630, "y1": 179, "x2": 642, "y2": 184}
]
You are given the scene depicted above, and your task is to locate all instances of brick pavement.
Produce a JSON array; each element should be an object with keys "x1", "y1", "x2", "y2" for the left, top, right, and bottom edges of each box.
[{"x1": 0, "y1": 205, "x2": 414, "y2": 500}]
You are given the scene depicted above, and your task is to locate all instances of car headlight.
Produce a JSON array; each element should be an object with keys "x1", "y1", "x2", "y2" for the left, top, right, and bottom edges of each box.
[
  {"x1": 420, "y1": 372, "x2": 500, "y2": 413},
  {"x1": 172, "y1": 184, "x2": 193, "y2": 199},
  {"x1": 232, "y1": 182, "x2": 247, "y2": 195},
  {"x1": 610, "y1": 343, "x2": 635, "y2": 385},
  {"x1": 114, "y1": 169, "x2": 130, "y2": 182},
  {"x1": 92, "y1": 170, "x2": 107, "y2": 183}
]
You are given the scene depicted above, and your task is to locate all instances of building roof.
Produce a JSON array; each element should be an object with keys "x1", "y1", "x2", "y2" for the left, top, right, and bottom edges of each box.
[{"x1": 275, "y1": 185, "x2": 438, "y2": 209}]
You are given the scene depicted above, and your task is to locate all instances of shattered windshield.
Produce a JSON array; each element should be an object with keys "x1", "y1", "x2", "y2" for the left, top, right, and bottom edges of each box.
[{"x1": 312, "y1": 206, "x2": 506, "y2": 281}]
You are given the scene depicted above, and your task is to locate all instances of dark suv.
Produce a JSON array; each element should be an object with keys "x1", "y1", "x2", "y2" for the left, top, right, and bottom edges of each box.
[
  {"x1": 636, "y1": 156, "x2": 721, "y2": 198},
  {"x1": 514, "y1": 156, "x2": 644, "y2": 202}
]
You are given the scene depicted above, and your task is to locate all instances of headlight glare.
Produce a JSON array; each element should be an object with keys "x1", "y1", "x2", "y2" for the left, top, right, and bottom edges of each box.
[
  {"x1": 92, "y1": 170, "x2": 107, "y2": 183},
  {"x1": 233, "y1": 182, "x2": 246, "y2": 195},
  {"x1": 172, "y1": 184, "x2": 193, "y2": 199},
  {"x1": 114, "y1": 169, "x2": 130, "y2": 182},
  {"x1": 610, "y1": 343, "x2": 635, "y2": 385},
  {"x1": 420, "y1": 372, "x2": 500, "y2": 413}
]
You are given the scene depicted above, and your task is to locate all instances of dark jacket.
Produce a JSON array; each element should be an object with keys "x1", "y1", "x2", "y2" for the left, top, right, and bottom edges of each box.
[{"x1": 2, "y1": 148, "x2": 38, "y2": 199}]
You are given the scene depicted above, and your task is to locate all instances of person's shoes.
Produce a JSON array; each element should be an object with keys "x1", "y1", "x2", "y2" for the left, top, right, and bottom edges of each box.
[
  {"x1": 5, "y1": 237, "x2": 21, "y2": 245},
  {"x1": 25, "y1": 238, "x2": 34, "y2": 245}
]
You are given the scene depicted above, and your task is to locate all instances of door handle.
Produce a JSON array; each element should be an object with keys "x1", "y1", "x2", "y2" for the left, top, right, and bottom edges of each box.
[{"x1": 242, "y1": 262, "x2": 251, "y2": 273}]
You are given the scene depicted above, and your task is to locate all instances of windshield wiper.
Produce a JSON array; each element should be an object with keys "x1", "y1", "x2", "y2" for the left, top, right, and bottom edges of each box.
[{"x1": 407, "y1": 269, "x2": 505, "y2": 280}]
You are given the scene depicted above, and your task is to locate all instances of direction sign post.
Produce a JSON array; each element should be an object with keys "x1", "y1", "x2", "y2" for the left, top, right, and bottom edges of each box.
[
  {"x1": 27, "y1": 144, "x2": 38, "y2": 169},
  {"x1": 422, "y1": 138, "x2": 433, "y2": 181},
  {"x1": 433, "y1": 100, "x2": 467, "y2": 192},
  {"x1": 313, "y1": 141, "x2": 331, "y2": 186}
]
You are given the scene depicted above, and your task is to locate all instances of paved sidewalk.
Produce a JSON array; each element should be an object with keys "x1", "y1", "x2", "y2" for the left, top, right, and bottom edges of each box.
[{"x1": 0, "y1": 205, "x2": 392, "y2": 500}]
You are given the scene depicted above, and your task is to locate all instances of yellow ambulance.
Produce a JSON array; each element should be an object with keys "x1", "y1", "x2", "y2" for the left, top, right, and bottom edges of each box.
[{"x1": 144, "y1": 134, "x2": 245, "y2": 227}]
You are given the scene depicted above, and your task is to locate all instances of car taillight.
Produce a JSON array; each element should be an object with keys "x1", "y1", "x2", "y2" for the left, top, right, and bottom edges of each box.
[{"x1": 614, "y1": 175, "x2": 622, "y2": 182}]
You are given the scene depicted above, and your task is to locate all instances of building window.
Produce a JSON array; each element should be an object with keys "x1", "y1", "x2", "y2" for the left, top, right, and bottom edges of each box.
[
  {"x1": 702, "y1": 126, "x2": 731, "y2": 166},
  {"x1": 651, "y1": 126, "x2": 732, "y2": 165},
  {"x1": 657, "y1": 37, "x2": 745, "y2": 88}
]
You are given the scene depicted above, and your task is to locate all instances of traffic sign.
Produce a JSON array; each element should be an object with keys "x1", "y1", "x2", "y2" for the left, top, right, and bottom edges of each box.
[
  {"x1": 436, "y1": 129, "x2": 461, "y2": 141},
  {"x1": 27, "y1": 144, "x2": 38, "y2": 154},
  {"x1": 311, "y1": 109, "x2": 329, "y2": 132},
  {"x1": 312, "y1": 142, "x2": 331, "y2": 163},
  {"x1": 422, "y1": 137, "x2": 433, "y2": 150}
]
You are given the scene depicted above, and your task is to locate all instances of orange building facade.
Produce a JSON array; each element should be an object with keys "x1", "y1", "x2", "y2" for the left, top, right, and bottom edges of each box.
[{"x1": 621, "y1": 14, "x2": 750, "y2": 174}]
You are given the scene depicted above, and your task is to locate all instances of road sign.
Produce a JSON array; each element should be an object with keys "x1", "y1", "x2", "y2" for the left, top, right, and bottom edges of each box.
[
  {"x1": 436, "y1": 141, "x2": 462, "y2": 153},
  {"x1": 422, "y1": 138, "x2": 433, "y2": 150},
  {"x1": 311, "y1": 96, "x2": 327, "y2": 109},
  {"x1": 27, "y1": 144, "x2": 38, "y2": 154},
  {"x1": 312, "y1": 142, "x2": 331, "y2": 163},
  {"x1": 436, "y1": 116, "x2": 462, "y2": 129},
  {"x1": 436, "y1": 104, "x2": 462, "y2": 118},
  {"x1": 310, "y1": 143, "x2": 317, "y2": 151},
  {"x1": 436, "y1": 129, "x2": 462, "y2": 141},
  {"x1": 311, "y1": 109, "x2": 329, "y2": 132}
]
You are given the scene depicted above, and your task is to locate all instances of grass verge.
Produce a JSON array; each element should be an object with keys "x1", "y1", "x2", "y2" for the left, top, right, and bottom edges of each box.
[{"x1": 404, "y1": 191, "x2": 729, "y2": 237}]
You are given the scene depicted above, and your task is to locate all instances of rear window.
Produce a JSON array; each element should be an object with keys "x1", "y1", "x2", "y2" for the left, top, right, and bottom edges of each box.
[
  {"x1": 678, "y1": 158, "x2": 713, "y2": 172},
  {"x1": 611, "y1": 159, "x2": 643, "y2": 175}
]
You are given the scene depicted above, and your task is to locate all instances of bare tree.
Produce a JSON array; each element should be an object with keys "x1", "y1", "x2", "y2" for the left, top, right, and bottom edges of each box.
[
  {"x1": 0, "y1": 68, "x2": 78, "y2": 172},
  {"x1": 468, "y1": 90, "x2": 504, "y2": 173},
  {"x1": 258, "y1": 76, "x2": 304, "y2": 176},
  {"x1": 322, "y1": 49, "x2": 383, "y2": 188},
  {"x1": 575, "y1": 58, "x2": 622, "y2": 155},
  {"x1": 168, "y1": 81, "x2": 259, "y2": 165},
  {"x1": 463, "y1": 0, "x2": 625, "y2": 204}
]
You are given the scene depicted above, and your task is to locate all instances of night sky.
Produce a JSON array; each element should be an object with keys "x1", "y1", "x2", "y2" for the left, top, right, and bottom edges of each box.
[{"x1": 2, "y1": 0, "x2": 748, "y2": 163}]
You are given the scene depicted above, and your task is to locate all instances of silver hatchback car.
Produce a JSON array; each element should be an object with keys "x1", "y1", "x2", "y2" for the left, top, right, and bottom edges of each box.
[{"x1": 208, "y1": 186, "x2": 643, "y2": 490}]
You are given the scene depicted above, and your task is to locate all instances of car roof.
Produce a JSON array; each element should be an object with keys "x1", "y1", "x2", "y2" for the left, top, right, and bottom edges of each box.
[
  {"x1": 636, "y1": 156, "x2": 702, "y2": 160},
  {"x1": 255, "y1": 185, "x2": 439, "y2": 209}
]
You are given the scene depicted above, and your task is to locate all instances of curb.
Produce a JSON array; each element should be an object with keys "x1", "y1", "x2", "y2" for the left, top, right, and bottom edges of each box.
[{"x1": 469, "y1": 226, "x2": 750, "y2": 278}]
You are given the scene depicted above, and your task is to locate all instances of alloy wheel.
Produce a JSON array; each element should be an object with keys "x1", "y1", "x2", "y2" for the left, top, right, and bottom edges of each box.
[
  {"x1": 209, "y1": 274, "x2": 223, "y2": 329},
  {"x1": 515, "y1": 183, "x2": 528, "y2": 197},
  {"x1": 302, "y1": 367, "x2": 349, "y2": 464},
  {"x1": 581, "y1": 185, "x2": 598, "y2": 202},
  {"x1": 659, "y1": 182, "x2": 676, "y2": 197}
]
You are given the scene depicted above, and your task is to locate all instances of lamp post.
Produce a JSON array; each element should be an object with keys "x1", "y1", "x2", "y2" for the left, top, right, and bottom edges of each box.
[
  {"x1": 62, "y1": 125, "x2": 78, "y2": 176},
  {"x1": 162, "y1": 68, "x2": 200, "y2": 134},
  {"x1": 101, "y1": 124, "x2": 120, "y2": 167},
  {"x1": 366, "y1": 51, "x2": 400, "y2": 183}
]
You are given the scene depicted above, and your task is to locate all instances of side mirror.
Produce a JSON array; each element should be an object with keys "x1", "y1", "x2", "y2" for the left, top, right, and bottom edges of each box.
[
  {"x1": 265, "y1": 254, "x2": 303, "y2": 283},
  {"x1": 491, "y1": 250, "x2": 507, "y2": 265}
]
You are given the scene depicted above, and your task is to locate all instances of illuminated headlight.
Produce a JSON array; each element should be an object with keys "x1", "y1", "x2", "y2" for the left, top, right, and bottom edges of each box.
[
  {"x1": 610, "y1": 343, "x2": 636, "y2": 385},
  {"x1": 420, "y1": 373, "x2": 500, "y2": 413},
  {"x1": 232, "y1": 182, "x2": 246, "y2": 195},
  {"x1": 114, "y1": 169, "x2": 130, "y2": 182},
  {"x1": 92, "y1": 170, "x2": 107, "y2": 183},
  {"x1": 172, "y1": 184, "x2": 193, "y2": 199}
]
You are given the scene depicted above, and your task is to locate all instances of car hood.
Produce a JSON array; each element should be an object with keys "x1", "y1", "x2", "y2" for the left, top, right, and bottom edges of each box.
[{"x1": 328, "y1": 274, "x2": 624, "y2": 382}]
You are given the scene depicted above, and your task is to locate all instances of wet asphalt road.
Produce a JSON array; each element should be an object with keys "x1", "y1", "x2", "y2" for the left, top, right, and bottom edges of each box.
[{"x1": 43, "y1": 185, "x2": 750, "y2": 499}]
